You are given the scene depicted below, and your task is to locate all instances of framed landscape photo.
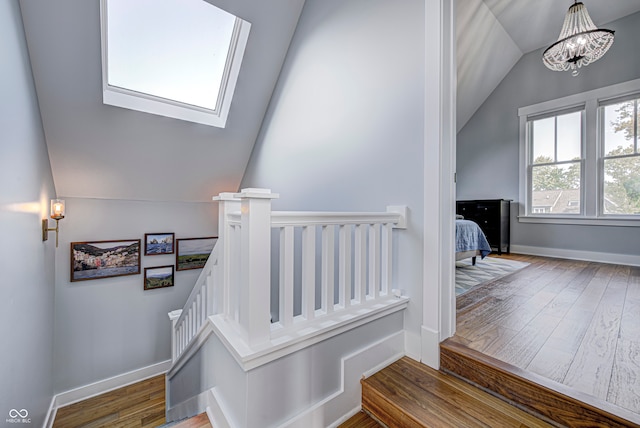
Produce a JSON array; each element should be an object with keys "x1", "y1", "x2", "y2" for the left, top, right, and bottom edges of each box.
[
  {"x1": 144, "y1": 265, "x2": 174, "y2": 290},
  {"x1": 144, "y1": 233, "x2": 174, "y2": 255},
  {"x1": 71, "y1": 239, "x2": 141, "y2": 282},
  {"x1": 176, "y1": 237, "x2": 217, "y2": 271}
]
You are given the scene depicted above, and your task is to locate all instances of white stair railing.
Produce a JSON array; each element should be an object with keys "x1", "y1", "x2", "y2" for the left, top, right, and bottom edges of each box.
[
  {"x1": 168, "y1": 245, "x2": 219, "y2": 361},
  {"x1": 169, "y1": 188, "x2": 406, "y2": 365}
]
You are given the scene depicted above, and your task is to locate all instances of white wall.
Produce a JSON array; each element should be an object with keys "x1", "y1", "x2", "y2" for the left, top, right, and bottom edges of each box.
[
  {"x1": 242, "y1": 0, "x2": 426, "y2": 356},
  {"x1": 457, "y1": 12, "x2": 640, "y2": 258},
  {"x1": 0, "y1": 1, "x2": 56, "y2": 425},
  {"x1": 53, "y1": 198, "x2": 218, "y2": 393}
]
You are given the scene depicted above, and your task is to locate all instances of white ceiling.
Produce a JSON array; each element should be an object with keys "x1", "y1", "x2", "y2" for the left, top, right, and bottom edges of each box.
[
  {"x1": 19, "y1": 0, "x2": 305, "y2": 202},
  {"x1": 456, "y1": 0, "x2": 640, "y2": 132},
  {"x1": 17, "y1": 0, "x2": 640, "y2": 202}
]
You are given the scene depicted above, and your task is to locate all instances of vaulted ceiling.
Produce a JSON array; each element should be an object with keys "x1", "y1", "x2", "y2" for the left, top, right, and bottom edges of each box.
[
  {"x1": 17, "y1": 0, "x2": 640, "y2": 201},
  {"x1": 456, "y1": 0, "x2": 640, "y2": 132},
  {"x1": 19, "y1": 0, "x2": 305, "y2": 202}
]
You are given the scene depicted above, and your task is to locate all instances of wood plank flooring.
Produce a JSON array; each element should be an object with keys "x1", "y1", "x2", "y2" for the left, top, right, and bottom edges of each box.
[
  {"x1": 52, "y1": 374, "x2": 212, "y2": 428},
  {"x1": 170, "y1": 413, "x2": 212, "y2": 428},
  {"x1": 452, "y1": 254, "x2": 640, "y2": 419},
  {"x1": 357, "y1": 356, "x2": 554, "y2": 427},
  {"x1": 53, "y1": 375, "x2": 167, "y2": 428}
]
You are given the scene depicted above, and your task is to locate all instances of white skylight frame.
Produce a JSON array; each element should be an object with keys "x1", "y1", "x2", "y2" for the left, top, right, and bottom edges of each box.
[{"x1": 99, "y1": 0, "x2": 251, "y2": 128}]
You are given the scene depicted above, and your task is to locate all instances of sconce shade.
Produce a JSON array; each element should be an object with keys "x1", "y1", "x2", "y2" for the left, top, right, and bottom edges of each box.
[{"x1": 51, "y1": 199, "x2": 65, "y2": 220}]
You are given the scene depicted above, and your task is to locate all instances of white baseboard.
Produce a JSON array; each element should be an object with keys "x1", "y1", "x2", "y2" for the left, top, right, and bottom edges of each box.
[
  {"x1": 510, "y1": 245, "x2": 640, "y2": 267},
  {"x1": 420, "y1": 326, "x2": 440, "y2": 369},
  {"x1": 43, "y1": 360, "x2": 171, "y2": 428},
  {"x1": 404, "y1": 330, "x2": 421, "y2": 362}
]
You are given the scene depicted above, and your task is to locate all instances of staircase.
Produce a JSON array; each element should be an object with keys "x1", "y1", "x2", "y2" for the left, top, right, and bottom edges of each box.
[
  {"x1": 164, "y1": 189, "x2": 410, "y2": 427},
  {"x1": 360, "y1": 356, "x2": 554, "y2": 427},
  {"x1": 440, "y1": 339, "x2": 640, "y2": 428},
  {"x1": 357, "y1": 344, "x2": 640, "y2": 428}
]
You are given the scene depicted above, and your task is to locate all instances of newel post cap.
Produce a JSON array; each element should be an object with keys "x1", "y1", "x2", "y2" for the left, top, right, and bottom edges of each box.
[{"x1": 234, "y1": 188, "x2": 280, "y2": 199}]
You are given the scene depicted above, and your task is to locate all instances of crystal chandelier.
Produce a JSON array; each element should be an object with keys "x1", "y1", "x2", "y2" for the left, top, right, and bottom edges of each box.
[{"x1": 542, "y1": 1, "x2": 615, "y2": 77}]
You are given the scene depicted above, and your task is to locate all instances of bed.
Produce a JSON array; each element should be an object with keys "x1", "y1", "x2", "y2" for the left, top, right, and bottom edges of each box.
[{"x1": 455, "y1": 219, "x2": 491, "y2": 265}]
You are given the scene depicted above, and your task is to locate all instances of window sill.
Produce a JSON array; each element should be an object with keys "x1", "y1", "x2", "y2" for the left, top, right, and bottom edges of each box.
[{"x1": 518, "y1": 215, "x2": 640, "y2": 227}]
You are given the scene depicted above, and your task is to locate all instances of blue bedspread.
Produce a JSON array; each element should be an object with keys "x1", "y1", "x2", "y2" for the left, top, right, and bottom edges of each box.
[{"x1": 455, "y1": 219, "x2": 491, "y2": 258}]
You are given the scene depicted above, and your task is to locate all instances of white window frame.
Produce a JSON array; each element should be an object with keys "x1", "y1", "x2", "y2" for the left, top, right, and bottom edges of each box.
[
  {"x1": 99, "y1": 0, "x2": 250, "y2": 128},
  {"x1": 518, "y1": 78, "x2": 640, "y2": 227}
]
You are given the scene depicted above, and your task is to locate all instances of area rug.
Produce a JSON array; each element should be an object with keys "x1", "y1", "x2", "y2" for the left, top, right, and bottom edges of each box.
[{"x1": 455, "y1": 257, "x2": 530, "y2": 296}]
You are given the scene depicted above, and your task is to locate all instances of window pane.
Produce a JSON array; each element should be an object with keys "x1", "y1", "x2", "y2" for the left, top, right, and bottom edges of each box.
[
  {"x1": 532, "y1": 117, "x2": 555, "y2": 163},
  {"x1": 531, "y1": 162, "x2": 581, "y2": 214},
  {"x1": 603, "y1": 156, "x2": 640, "y2": 214},
  {"x1": 556, "y1": 112, "x2": 581, "y2": 161},
  {"x1": 107, "y1": 0, "x2": 236, "y2": 110},
  {"x1": 603, "y1": 101, "x2": 636, "y2": 156}
]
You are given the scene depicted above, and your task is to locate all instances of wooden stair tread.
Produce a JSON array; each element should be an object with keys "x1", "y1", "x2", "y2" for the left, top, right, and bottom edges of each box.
[
  {"x1": 338, "y1": 411, "x2": 381, "y2": 427},
  {"x1": 170, "y1": 413, "x2": 212, "y2": 428},
  {"x1": 440, "y1": 339, "x2": 640, "y2": 428},
  {"x1": 362, "y1": 356, "x2": 554, "y2": 428}
]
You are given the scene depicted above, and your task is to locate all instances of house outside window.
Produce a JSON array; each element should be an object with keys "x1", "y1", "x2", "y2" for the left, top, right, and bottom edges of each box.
[
  {"x1": 528, "y1": 111, "x2": 583, "y2": 215},
  {"x1": 518, "y1": 79, "x2": 640, "y2": 226},
  {"x1": 601, "y1": 98, "x2": 640, "y2": 215}
]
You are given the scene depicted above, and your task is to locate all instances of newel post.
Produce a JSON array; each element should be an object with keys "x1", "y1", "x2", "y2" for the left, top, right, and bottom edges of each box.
[
  {"x1": 237, "y1": 188, "x2": 279, "y2": 347},
  {"x1": 213, "y1": 192, "x2": 241, "y2": 319},
  {"x1": 167, "y1": 310, "x2": 182, "y2": 362}
]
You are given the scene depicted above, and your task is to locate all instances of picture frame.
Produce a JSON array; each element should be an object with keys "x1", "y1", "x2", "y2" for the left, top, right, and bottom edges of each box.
[
  {"x1": 144, "y1": 265, "x2": 175, "y2": 290},
  {"x1": 144, "y1": 232, "x2": 175, "y2": 255},
  {"x1": 71, "y1": 239, "x2": 141, "y2": 282},
  {"x1": 176, "y1": 237, "x2": 218, "y2": 271}
]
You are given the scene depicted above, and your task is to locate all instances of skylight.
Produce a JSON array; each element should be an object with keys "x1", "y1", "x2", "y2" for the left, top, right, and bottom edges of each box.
[{"x1": 100, "y1": 0, "x2": 251, "y2": 127}]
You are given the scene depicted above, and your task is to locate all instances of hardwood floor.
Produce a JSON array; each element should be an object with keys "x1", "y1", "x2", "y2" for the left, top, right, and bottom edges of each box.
[
  {"x1": 170, "y1": 413, "x2": 212, "y2": 428},
  {"x1": 452, "y1": 254, "x2": 640, "y2": 419},
  {"x1": 51, "y1": 374, "x2": 212, "y2": 428},
  {"x1": 52, "y1": 376, "x2": 167, "y2": 427},
  {"x1": 357, "y1": 356, "x2": 554, "y2": 427}
]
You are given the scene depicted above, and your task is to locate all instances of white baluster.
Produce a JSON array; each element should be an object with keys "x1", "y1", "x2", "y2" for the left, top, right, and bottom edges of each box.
[
  {"x1": 339, "y1": 224, "x2": 352, "y2": 308},
  {"x1": 196, "y1": 292, "x2": 202, "y2": 330},
  {"x1": 368, "y1": 223, "x2": 380, "y2": 299},
  {"x1": 302, "y1": 225, "x2": 316, "y2": 320},
  {"x1": 279, "y1": 226, "x2": 294, "y2": 328},
  {"x1": 354, "y1": 224, "x2": 367, "y2": 304},
  {"x1": 322, "y1": 225, "x2": 335, "y2": 313}
]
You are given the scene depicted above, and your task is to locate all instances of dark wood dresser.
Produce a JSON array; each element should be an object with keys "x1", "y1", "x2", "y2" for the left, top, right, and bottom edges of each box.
[{"x1": 456, "y1": 199, "x2": 511, "y2": 254}]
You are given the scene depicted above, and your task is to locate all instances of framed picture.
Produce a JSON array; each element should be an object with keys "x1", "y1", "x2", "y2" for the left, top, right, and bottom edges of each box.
[
  {"x1": 144, "y1": 233, "x2": 175, "y2": 255},
  {"x1": 176, "y1": 237, "x2": 217, "y2": 271},
  {"x1": 144, "y1": 265, "x2": 174, "y2": 290},
  {"x1": 71, "y1": 239, "x2": 141, "y2": 282}
]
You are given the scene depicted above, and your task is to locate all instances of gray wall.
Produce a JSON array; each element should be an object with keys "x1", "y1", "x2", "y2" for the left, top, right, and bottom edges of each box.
[
  {"x1": 457, "y1": 11, "x2": 640, "y2": 256},
  {"x1": 242, "y1": 0, "x2": 425, "y2": 342},
  {"x1": 53, "y1": 198, "x2": 217, "y2": 392},
  {"x1": 0, "y1": 1, "x2": 56, "y2": 425}
]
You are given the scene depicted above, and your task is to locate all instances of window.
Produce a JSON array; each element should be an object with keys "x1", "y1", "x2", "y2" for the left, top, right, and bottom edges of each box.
[
  {"x1": 601, "y1": 98, "x2": 640, "y2": 215},
  {"x1": 529, "y1": 111, "x2": 583, "y2": 215},
  {"x1": 100, "y1": 0, "x2": 251, "y2": 127},
  {"x1": 518, "y1": 79, "x2": 640, "y2": 226}
]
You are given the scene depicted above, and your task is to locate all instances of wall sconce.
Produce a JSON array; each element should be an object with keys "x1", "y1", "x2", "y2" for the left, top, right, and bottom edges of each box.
[{"x1": 42, "y1": 199, "x2": 65, "y2": 247}]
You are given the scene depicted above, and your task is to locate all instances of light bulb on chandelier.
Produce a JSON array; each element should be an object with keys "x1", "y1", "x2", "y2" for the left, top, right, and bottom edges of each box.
[{"x1": 542, "y1": 1, "x2": 614, "y2": 77}]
